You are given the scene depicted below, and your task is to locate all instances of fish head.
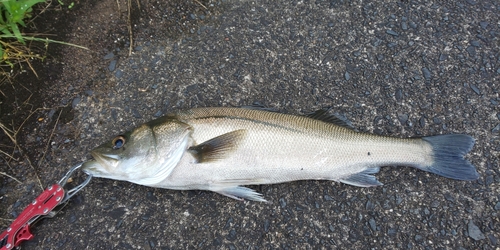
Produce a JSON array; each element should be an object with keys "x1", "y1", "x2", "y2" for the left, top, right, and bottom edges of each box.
[{"x1": 82, "y1": 117, "x2": 192, "y2": 184}]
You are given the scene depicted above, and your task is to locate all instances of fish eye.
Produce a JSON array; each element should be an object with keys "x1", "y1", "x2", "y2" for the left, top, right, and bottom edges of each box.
[{"x1": 112, "y1": 135, "x2": 126, "y2": 149}]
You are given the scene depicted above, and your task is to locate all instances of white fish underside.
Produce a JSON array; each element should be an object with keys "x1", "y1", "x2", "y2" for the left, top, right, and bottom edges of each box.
[{"x1": 157, "y1": 108, "x2": 433, "y2": 192}]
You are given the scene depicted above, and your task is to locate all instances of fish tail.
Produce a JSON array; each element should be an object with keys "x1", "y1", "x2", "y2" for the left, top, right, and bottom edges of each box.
[{"x1": 418, "y1": 134, "x2": 479, "y2": 180}]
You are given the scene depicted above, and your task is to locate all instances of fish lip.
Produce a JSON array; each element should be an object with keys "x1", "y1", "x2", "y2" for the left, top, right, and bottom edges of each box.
[
  {"x1": 101, "y1": 153, "x2": 122, "y2": 160},
  {"x1": 91, "y1": 151, "x2": 121, "y2": 165},
  {"x1": 84, "y1": 151, "x2": 119, "y2": 175}
]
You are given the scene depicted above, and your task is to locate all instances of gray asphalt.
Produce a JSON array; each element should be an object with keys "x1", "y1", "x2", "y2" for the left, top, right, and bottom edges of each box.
[{"x1": 3, "y1": 0, "x2": 500, "y2": 249}]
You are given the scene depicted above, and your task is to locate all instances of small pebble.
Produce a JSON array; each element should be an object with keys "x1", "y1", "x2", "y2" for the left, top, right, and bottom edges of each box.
[
  {"x1": 72, "y1": 97, "x2": 81, "y2": 108},
  {"x1": 444, "y1": 193, "x2": 455, "y2": 202},
  {"x1": 466, "y1": 46, "x2": 476, "y2": 57},
  {"x1": 369, "y1": 218, "x2": 377, "y2": 231},
  {"x1": 439, "y1": 54, "x2": 448, "y2": 61},
  {"x1": 153, "y1": 110, "x2": 163, "y2": 117},
  {"x1": 386, "y1": 30, "x2": 399, "y2": 36},
  {"x1": 132, "y1": 109, "x2": 142, "y2": 118},
  {"x1": 422, "y1": 67, "x2": 432, "y2": 81},
  {"x1": 345, "y1": 71, "x2": 350, "y2": 80},
  {"x1": 13, "y1": 201, "x2": 21, "y2": 208},
  {"x1": 115, "y1": 69, "x2": 124, "y2": 78},
  {"x1": 226, "y1": 229, "x2": 237, "y2": 241},
  {"x1": 109, "y1": 60, "x2": 117, "y2": 71},
  {"x1": 489, "y1": 235, "x2": 497, "y2": 246},
  {"x1": 264, "y1": 220, "x2": 270, "y2": 232},
  {"x1": 470, "y1": 84, "x2": 481, "y2": 95},
  {"x1": 372, "y1": 38, "x2": 382, "y2": 47},
  {"x1": 401, "y1": 22, "x2": 408, "y2": 30},
  {"x1": 433, "y1": 117, "x2": 442, "y2": 124},
  {"x1": 395, "y1": 88, "x2": 403, "y2": 101},
  {"x1": 419, "y1": 116, "x2": 426, "y2": 128},
  {"x1": 470, "y1": 40, "x2": 480, "y2": 47},
  {"x1": 479, "y1": 21, "x2": 489, "y2": 29},
  {"x1": 398, "y1": 114, "x2": 409, "y2": 124},
  {"x1": 468, "y1": 220, "x2": 485, "y2": 240},
  {"x1": 279, "y1": 198, "x2": 287, "y2": 208},
  {"x1": 366, "y1": 200, "x2": 374, "y2": 210},
  {"x1": 492, "y1": 124, "x2": 500, "y2": 133},
  {"x1": 68, "y1": 214, "x2": 77, "y2": 223},
  {"x1": 424, "y1": 208, "x2": 430, "y2": 215},
  {"x1": 494, "y1": 202, "x2": 500, "y2": 210},
  {"x1": 103, "y1": 52, "x2": 114, "y2": 60}
]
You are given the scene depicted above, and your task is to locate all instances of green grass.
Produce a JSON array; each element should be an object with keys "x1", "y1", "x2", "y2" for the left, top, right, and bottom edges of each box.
[
  {"x1": 0, "y1": 0, "x2": 87, "y2": 77},
  {"x1": 0, "y1": 0, "x2": 45, "y2": 45}
]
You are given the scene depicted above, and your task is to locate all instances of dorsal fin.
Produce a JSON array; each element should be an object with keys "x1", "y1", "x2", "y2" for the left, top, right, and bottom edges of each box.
[
  {"x1": 240, "y1": 102, "x2": 279, "y2": 112},
  {"x1": 305, "y1": 108, "x2": 355, "y2": 129},
  {"x1": 188, "y1": 130, "x2": 247, "y2": 163}
]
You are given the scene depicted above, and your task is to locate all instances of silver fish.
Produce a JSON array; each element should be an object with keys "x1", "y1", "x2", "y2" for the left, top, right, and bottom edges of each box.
[{"x1": 82, "y1": 107, "x2": 478, "y2": 202}]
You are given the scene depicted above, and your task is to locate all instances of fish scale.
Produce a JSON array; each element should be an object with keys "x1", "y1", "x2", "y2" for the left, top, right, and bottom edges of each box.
[{"x1": 167, "y1": 109, "x2": 430, "y2": 186}]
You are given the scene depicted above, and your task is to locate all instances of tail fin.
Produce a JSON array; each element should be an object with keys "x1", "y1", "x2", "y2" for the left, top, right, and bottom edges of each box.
[{"x1": 419, "y1": 134, "x2": 479, "y2": 181}]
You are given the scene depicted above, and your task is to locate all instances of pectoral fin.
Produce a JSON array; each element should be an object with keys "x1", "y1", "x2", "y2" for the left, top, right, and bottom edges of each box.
[{"x1": 188, "y1": 129, "x2": 247, "y2": 163}]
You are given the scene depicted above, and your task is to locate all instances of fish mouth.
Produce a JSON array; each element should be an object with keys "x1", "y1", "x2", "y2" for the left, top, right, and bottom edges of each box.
[
  {"x1": 81, "y1": 160, "x2": 102, "y2": 175},
  {"x1": 81, "y1": 152, "x2": 121, "y2": 176}
]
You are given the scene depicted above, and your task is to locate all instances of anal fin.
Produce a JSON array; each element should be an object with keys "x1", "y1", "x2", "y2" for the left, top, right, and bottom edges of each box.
[
  {"x1": 212, "y1": 186, "x2": 268, "y2": 203},
  {"x1": 339, "y1": 167, "x2": 383, "y2": 187}
]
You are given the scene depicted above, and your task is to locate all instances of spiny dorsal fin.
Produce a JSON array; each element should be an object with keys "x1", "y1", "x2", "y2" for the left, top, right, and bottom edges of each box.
[
  {"x1": 188, "y1": 129, "x2": 247, "y2": 163},
  {"x1": 305, "y1": 108, "x2": 355, "y2": 129},
  {"x1": 240, "y1": 102, "x2": 279, "y2": 112}
]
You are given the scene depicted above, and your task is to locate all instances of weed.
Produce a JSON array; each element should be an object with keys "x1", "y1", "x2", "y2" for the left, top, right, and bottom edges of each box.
[
  {"x1": 0, "y1": 0, "x2": 88, "y2": 78},
  {"x1": 0, "y1": 0, "x2": 45, "y2": 44}
]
